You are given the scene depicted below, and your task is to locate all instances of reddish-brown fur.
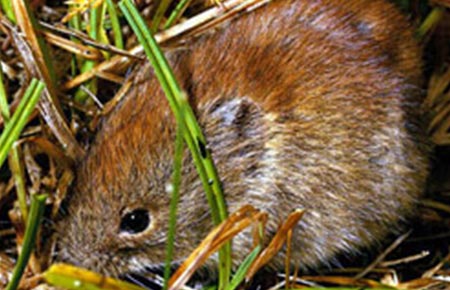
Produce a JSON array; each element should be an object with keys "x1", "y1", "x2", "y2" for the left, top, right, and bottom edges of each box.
[{"x1": 57, "y1": 0, "x2": 429, "y2": 277}]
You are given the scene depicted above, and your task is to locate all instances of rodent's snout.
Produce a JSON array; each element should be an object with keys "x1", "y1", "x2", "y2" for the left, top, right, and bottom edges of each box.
[
  {"x1": 54, "y1": 220, "x2": 117, "y2": 276},
  {"x1": 55, "y1": 196, "x2": 172, "y2": 277},
  {"x1": 54, "y1": 203, "x2": 129, "y2": 277}
]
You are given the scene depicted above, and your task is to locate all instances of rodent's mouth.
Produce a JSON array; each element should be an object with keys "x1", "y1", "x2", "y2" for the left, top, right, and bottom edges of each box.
[
  {"x1": 120, "y1": 261, "x2": 182, "y2": 290},
  {"x1": 122, "y1": 272, "x2": 164, "y2": 290}
]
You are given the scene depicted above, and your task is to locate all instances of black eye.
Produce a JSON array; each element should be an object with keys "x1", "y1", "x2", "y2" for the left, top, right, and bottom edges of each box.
[{"x1": 120, "y1": 209, "x2": 150, "y2": 234}]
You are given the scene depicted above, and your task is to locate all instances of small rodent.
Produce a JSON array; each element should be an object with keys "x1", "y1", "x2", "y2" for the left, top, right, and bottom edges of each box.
[{"x1": 57, "y1": 0, "x2": 430, "y2": 278}]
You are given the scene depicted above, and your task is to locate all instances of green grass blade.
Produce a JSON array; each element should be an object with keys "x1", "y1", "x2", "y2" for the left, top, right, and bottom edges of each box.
[
  {"x1": 164, "y1": 124, "x2": 184, "y2": 290},
  {"x1": 0, "y1": 0, "x2": 16, "y2": 23},
  {"x1": 0, "y1": 79, "x2": 44, "y2": 168},
  {"x1": 105, "y1": 0, "x2": 124, "y2": 49},
  {"x1": 118, "y1": 0, "x2": 228, "y2": 228},
  {"x1": 0, "y1": 66, "x2": 29, "y2": 221},
  {"x1": 0, "y1": 64, "x2": 10, "y2": 121},
  {"x1": 9, "y1": 145, "x2": 28, "y2": 221},
  {"x1": 68, "y1": 7, "x2": 82, "y2": 75},
  {"x1": 118, "y1": 1, "x2": 231, "y2": 287},
  {"x1": 151, "y1": 0, "x2": 174, "y2": 31},
  {"x1": 226, "y1": 245, "x2": 262, "y2": 290},
  {"x1": 164, "y1": 0, "x2": 192, "y2": 29},
  {"x1": 119, "y1": 1, "x2": 182, "y2": 117},
  {"x1": 75, "y1": 2, "x2": 102, "y2": 103},
  {"x1": 417, "y1": 7, "x2": 444, "y2": 38},
  {"x1": 5, "y1": 194, "x2": 47, "y2": 290}
]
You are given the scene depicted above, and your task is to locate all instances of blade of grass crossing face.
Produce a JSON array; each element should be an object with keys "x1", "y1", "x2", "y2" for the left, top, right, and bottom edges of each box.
[
  {"x1": 118, "y1": 0, "x2": 221, "y2": 226},
  {"x1": 164, "y1": 124, "x2": 184, "y2": 290},
  {"x1": 119, "y1": 1, "x2": 220, "y2": 224},
  {"x1": 118, "y1": 1, "x2": 231, "y2": 287},
  {"x1": 5, "y1": 194, "x2": 47, "y2": 290},
  {"x1": 0, "y1": 79, "x2": 44, "y2": 168},
  {"x1": 118, "y1": 0, "x2": 228, "y2": 229}
]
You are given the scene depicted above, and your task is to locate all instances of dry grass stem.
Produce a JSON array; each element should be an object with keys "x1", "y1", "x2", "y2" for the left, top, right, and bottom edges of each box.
[
  {"x1": 42, "y1": 31, "x2": 102, "y2": 60},
  {"x1": 424, "y1": 66, "x2": 450, "y2": 145},
  {"x1": 380, "y1": 250, "x2": 430, "y2": 267},
  {"x1": 169, "y1": 205, "x2": 267, "y2": 289},
  {"x1": 245, "y1": 209, "x2": 304, "y2": 281},
  {"x1": 355, "y1": 231, "x2": 411, "y2": 279},
  {"x1": 62, "y1": 0, "x2": 271, "y2": 91},
  {"x1": 39, "y1": 21, "x2": 144, "y2": 60},
  {"x1": 5, "y1": 10, "x2": 84, "y2": 159}
]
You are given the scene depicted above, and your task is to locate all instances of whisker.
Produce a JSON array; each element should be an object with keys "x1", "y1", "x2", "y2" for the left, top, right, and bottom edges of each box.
[
  {"x1": 50, "y1": 249, "x2": 60, "y2": 262},
  {"x1": 0, "y1": 228, "x2": 15, "y2": 237},
  {"x1": 124, "y1": 273, "x2": 163, "y2": 290},
  {"x1": 42, "y1": 217, "x2": 56, "y2": 226}
]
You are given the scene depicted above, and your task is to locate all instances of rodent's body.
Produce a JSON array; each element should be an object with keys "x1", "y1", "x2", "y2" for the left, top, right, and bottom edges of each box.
[{"x1": 57, "y1": 0, "x2": 430, "y2": 277}]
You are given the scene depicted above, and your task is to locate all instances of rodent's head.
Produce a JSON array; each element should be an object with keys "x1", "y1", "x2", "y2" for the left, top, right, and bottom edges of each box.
[
  {"x1": 56, "y1": 105, "x2": 212, "y2": 277},
  {"x1": 55, "y1": 75, "x2": 267, "y2": 276}
]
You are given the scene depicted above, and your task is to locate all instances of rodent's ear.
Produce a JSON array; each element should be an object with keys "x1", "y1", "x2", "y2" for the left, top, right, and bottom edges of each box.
[{"x1": 205, "y1": 97, "x2": 264, "y2": 138}]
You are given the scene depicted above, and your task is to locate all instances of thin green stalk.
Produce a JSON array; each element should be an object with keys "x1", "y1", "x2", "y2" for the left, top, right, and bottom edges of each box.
[
  {"x1": 417, "y1": 7, "x2": 444, "y2": 39},
  {"x1": 0, "y1": 66, "x2": 29, "y2": 221},
  {"x1": 164, "y1": 124, "x2": 184, "y2": 290},
  {"x1": 119, "y1": 0, "x2": 228, "y2": 224},
  {"x1": 99, "y1": 1, "x2": 109, "y2": 47},
  {"x1": 164, "y1": 0, "x2": 192, "y2": 29},
  {"x1": 9, "y1": 146, "x2": 28, "y2": 221},
  {"x1": 5, "y1": 194, "x2": 48, "y2": 290},
  {"x1": 0, "y1": 60, "x2": 10, "y2": 121},
  {"x1": 118, "y1": 1, "x2": 231, "y2": 288},
  {"x1": 68, "y1": 8, "x2": 82, "y2": 76},
  {"x1": 119, "y1": 1, "x2": 220, "y2": 222},
  {"x1": 89, "y1": 3, "x2": 102, "y2": 53},
  {"x1": 0, "y1": 79, "x2": 44, "y2": 168},
  {"x1": 226, "y1": 245, "x2": 261, "y2": 290},
  {"x1": 105, "y1": 0, "x2": 124, "y2": 49},
  {"x1": 75, "y1": 2, "x2": 103, "y2": 102},
  {"x1": 0, "y1": 0, "x2": 16, "y2": 23},
  {"x1": 151, "y1": 0, "x2": 174, "y2": 31}
]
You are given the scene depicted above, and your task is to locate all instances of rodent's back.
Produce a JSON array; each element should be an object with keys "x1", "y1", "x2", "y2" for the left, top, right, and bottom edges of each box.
[{"x1": 57, "y1": 0, "x2": 429, "y2": 276}]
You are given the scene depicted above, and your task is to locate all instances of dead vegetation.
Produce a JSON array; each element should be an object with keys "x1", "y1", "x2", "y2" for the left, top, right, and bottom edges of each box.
[{"x1": 0, "y1": 0, "x2": 449, "y2": 289}]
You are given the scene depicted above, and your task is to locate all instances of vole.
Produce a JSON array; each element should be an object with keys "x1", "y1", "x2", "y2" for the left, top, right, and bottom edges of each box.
[{"x1": 56, "y1": 0, "x2": 430, "y2": 279}]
